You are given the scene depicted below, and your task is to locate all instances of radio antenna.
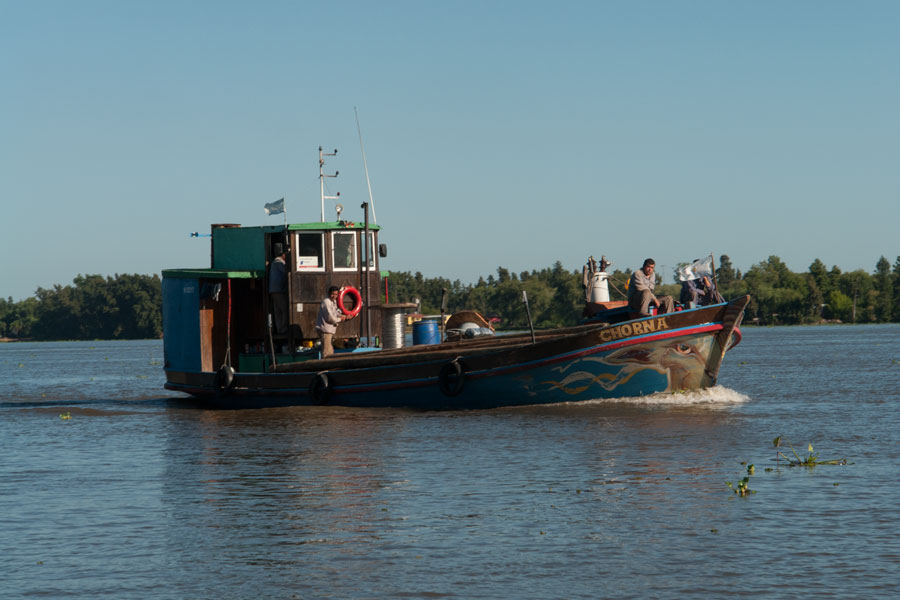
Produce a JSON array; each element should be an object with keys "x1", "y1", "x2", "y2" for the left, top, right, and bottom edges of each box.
[
  {"x1": 354, "y1": 107, "x2": 377, "y2": 224},
  {"x1": 319, "y1": 146, "x2": 339, "y2": 222}
]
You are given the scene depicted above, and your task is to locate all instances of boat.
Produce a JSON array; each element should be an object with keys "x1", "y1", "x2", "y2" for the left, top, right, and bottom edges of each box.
[{"x1": 162, "y1": 151, "x2": 748, "y2": 409}]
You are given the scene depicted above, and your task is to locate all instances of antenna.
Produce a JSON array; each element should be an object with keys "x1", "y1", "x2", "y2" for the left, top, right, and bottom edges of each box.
[
  {"x1": 354, "y1": 107, "x2": 377, "y2": 224},
  {"x1": 319, "y1": 146, "x2": 340, "y2": 222}
]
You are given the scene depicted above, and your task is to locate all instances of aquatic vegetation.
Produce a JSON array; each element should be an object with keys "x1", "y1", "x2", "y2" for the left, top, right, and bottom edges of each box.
[
  {"x1": 729, "y1": 439, "x2": 847, "y2": 497},
  {"x1": 773, "y1": 436, "x2": 846, "y2": 467},
  {"x1": 726, "y1": 476, "x2": 754, "y2": 497},
  {"x1": 726, "y1": 463, "x2": 757, "y2": 496},
  {"x1": 59, "y1": 412, "x2": 71, "y2": 420}
]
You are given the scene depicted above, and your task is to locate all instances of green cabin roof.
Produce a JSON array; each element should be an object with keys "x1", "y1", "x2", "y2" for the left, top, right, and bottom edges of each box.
[
  {"x1": 166, "y1": 220, "x2": 384, "y2": 275},
  {"x1": 162, "y1": 268, "x2": 264, "y2": 279},
  {"x1": 288, "y1": 221, "x2": 381, "y2": 231}
]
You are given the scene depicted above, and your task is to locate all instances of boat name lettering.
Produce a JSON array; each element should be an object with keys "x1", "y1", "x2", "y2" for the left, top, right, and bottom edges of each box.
[{"x1": 600, "y1": 317, "x2": 669, "y2": 342}]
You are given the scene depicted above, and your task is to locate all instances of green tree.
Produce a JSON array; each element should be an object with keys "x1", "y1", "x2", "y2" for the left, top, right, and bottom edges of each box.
[
  {"x1": 826, "y1": 290, "x2": 853, "y2": 322},
  {"x1": 873, "y1": 256, "x2": 892, "y2": 323},
  {"x1": 808, "y1": 259, "x2": 831, "y2": 298},
  {"x1": 893, "y1": 257, "x2": 900, "y2": 322},
  {"x1": 716, "y1": 255, "x2": 736, "y2": 287},
  {"x1": 2, "y1": 297, "x2": 38, "y2": 338},
  {"x1": 805, "y1": 275, "x2": 825, "y2": 321},
  {"x1": 111, "y1": 274, "x2": 163, "y2": 338},
  {"x1": 741, "y1": 256, "x2": 809, "y2": 324},
  {"x1": 838, "y1": 270, "x2": 874, "y2": 323}
]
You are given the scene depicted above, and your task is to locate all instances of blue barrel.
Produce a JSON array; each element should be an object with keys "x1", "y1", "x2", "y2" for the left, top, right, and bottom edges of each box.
[{"x1": 412, "y1": 320, "x2": 441, "y2": 345}]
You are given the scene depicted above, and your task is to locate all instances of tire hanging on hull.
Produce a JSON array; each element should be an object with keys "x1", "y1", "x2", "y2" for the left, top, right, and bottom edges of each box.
[
  {"x1": 215, "y1": 365, "x2": 235, "y2": 396},
  {"x1": 438, "y1": 358, "x2": 466, "y2": 397},
  {"x1": 309, "y1": 371, "x2": 332, "y2": 403}
]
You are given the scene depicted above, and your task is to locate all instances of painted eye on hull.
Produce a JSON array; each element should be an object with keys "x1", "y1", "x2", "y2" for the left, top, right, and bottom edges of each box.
[{"x1": 673, "y1": 343, "x2": 694, "y2": 356}]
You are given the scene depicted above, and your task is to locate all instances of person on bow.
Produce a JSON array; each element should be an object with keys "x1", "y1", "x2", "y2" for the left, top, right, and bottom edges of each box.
[{"x1": 628, "y1": 258, "x2": 674, "y2": 317}]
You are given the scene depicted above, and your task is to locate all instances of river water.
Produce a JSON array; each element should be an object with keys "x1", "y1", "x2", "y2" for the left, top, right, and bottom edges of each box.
[{"x1": 1, "y1": 326, "x2": 898, "y2": 599}]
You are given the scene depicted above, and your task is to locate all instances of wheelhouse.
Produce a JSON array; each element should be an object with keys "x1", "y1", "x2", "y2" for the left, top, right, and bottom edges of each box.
[{"x1": 162, "y1": 220, "x2": 384, "y2": 374}]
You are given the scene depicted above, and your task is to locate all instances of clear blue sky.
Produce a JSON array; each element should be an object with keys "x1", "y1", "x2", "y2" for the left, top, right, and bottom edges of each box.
[{"x1": 3, "y1": 1, "x2": 898, "y2": 301}]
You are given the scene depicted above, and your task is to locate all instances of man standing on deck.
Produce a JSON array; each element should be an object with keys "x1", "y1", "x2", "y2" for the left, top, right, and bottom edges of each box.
[
  {"x1": 316, "y1": 286, "x2": 348, "y2": 358},
  {"x1": 269, "y1": 246, "x2": 289, "y2": 334},
  {"x1": 628, "y1": 258, "x2": 674, "y2": 317}
]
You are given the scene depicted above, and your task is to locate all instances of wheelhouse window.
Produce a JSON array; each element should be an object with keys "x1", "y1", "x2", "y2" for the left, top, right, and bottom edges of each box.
[
  {"x1": 295, "y1": 232, "x2": 324, "y2": 271},
  {"x1": 363, "y1": 231, "x2": 376, "y2": 269},
  {"x1": 332, "y1": 231, "x2": 357, "y2": 270}
]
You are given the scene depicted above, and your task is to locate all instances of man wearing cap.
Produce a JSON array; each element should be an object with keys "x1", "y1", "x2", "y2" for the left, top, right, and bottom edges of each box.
[
  {"x1": 269, "y1": 245, "x2": 288, "y2": 334},
  {"x1": 628, "y1": 258, "x2": 674, "y2": 317}
]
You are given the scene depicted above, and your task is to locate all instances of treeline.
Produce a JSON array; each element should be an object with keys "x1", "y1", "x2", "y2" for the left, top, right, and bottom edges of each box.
[
  {"x1": 0, "y1": 274, "x2": 162, "y2": 340},
  {"x1": 694, "y1": 255, "x2": 900, "y2": 325},
  {"x1": 3, "y1": 255, "x2": 899, "y2": 340}
]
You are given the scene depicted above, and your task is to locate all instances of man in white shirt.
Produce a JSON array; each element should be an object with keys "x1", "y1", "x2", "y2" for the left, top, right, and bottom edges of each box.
[{"x1": 316, "y1": 286, "x2": 347, "y2": 357}]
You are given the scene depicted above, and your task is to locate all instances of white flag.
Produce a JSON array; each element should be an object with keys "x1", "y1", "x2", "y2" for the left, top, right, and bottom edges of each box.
[
  {"x1": 678, "y1": 255, "x2": 714, "y2": 282},
  {"x1": 264, "y1": 198, "x2": 284, "y2": 215}
]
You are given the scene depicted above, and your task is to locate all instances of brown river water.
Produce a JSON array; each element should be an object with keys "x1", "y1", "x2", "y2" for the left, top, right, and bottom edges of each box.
[{"x1": 1, "y1": 325, "x2": 898, "y2": 598}]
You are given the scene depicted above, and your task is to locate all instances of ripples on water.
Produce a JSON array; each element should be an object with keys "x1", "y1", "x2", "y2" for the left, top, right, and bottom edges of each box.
[{"x1": 1, "y1": 328, "x2": 898, "y2": 599}]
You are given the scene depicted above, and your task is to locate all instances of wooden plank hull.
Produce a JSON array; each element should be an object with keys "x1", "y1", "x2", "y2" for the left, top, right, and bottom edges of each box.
[{"x1": 164, "y1": 296, "x2": 749, "y2": 409}]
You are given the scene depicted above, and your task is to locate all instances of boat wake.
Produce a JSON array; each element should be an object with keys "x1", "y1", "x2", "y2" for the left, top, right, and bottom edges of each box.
[{"x1": 581, "y1": 385, "x2": 750, "y2": 407}]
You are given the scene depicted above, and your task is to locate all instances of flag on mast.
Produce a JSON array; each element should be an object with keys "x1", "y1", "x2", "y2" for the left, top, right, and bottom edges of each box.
[
  {"x1": 264, "y1": 198, "x2": 285, "y2": 215},
  {"x1": 677, "y1": 255, "x2": 714, "y2": 281}
]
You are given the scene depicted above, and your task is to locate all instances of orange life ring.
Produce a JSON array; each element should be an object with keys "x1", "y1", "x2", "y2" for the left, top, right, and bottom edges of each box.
[{"x1": 338, "y1": 286, "x2": 363, "y2": 317}]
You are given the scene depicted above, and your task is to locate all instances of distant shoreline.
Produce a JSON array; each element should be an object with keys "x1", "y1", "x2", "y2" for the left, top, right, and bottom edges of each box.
[
  {"x1": 3, "y1": 323, "x2": 896, "y2": 344},
  {"x1": 1, "y1": 337, "x2": 160, "y2": 343}
]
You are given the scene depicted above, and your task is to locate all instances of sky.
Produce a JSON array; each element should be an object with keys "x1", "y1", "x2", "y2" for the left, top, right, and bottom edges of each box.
[{"x1": 2, "y1": 1, "x2": 899, "y2": 301}]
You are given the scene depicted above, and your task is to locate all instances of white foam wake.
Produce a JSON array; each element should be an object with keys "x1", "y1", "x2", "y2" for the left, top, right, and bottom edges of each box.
[{"x1": 582, "y1": 385, "x2": 750, "y2": 407}]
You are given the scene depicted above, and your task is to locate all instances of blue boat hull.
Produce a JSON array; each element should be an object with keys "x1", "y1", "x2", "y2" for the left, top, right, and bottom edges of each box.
[{"x1": 164, "y1": 297, "x2": 748, "y2": 409}]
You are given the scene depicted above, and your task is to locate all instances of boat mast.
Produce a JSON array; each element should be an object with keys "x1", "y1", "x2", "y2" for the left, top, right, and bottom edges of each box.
[
  {"x1": 319, "y1": 146, "x2": 339, "y2": 222},
  {"x1": 362, "y1": 201, "x2": 371, "y2": 345},
  {"x1": 355, "y1": 107, "x2": 377, "y2": 224}
]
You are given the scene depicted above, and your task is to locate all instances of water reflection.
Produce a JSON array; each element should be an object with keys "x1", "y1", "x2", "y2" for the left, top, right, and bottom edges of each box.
[{"x1": 3, "y1": 328, "x2": 899, "y2": 598}]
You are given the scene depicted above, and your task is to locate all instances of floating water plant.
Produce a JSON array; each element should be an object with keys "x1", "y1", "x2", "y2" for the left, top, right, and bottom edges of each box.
[
  {"x1": 726, "y1": 476, "x2": 754, "y2": 497},
  {"x1": 773, "y1": 436, "x2": 846, "y2": 467},
  {"x1": 59, "y1": 412, "x2": 71, "y2": 420},
  {"x1": 726, "y1": 463, "x2": 757, "y2": 496}
]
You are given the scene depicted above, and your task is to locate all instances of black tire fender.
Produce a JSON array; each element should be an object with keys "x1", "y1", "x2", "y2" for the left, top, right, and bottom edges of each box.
[
  {"x1": 309, "y1": 371, "x2": 332, "y2": 403},
  {"x1": 438, "y1": 358, "x2": 466, "y2": 397},
  {"x1": 214, "y1": 365, "x2": 235, "y2": 395}
]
